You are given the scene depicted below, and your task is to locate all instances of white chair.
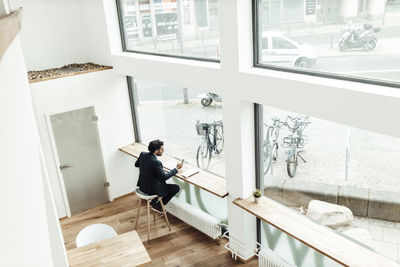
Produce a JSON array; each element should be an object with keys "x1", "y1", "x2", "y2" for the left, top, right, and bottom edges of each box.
[
  {"x1": 135, "y1": 188, "x2": 171, "y2": 242},
  {"x1": 75, "y1": 223, "x2": 117, "y2": 248}
]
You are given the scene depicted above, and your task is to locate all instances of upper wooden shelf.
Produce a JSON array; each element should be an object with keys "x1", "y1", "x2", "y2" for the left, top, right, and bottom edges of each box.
[
  {"x1": 233, "y1": 196, "x2": 399, "y2": 267},
  {"x1": 28, "y1": 63, "x2": 113, "y2": 84},
  {"x1": 119, "y1": 143, "x2": 228, "y2": 198}
]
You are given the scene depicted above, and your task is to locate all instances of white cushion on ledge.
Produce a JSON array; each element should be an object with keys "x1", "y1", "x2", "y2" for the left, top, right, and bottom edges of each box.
[{"x1": 307, "y1": 200, "x2": 353, "y2": 228}]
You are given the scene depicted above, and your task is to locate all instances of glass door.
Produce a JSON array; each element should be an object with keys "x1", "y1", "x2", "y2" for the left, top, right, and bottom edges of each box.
[{"x1": 50, "y1": 106, "x2": 109, "y2": 215}]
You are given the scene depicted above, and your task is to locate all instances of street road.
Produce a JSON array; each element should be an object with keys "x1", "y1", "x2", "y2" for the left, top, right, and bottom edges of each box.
[
  {"x1": 313, "y1": 54, "x2": 400, "y2": 82},
  {"x1": 292, "y1": 25, "x2": 400, "y2": 46}
]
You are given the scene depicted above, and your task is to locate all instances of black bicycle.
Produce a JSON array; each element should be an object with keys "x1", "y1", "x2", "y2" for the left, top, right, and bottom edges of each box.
[{"x1": 195, "y1": 120, "x2": 224, "y2": 169}]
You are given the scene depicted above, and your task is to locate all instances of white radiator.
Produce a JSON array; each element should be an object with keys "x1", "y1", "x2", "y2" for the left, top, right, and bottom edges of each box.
[
  {"x1": 259, "y1": 248, "x2": 297, "y2": 267},
  {"x1": 165, "y1": 199, "x2": 221, "y2": 239}
]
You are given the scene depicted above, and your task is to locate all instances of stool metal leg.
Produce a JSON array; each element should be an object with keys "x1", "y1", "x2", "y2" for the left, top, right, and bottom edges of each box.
[
  {"x1": 147, "y1": 200, "x2": 151, "y2": 241},
  {"x1": 159, "y1": 197, "x2": 171, "y2": 231},
  {"x1": 135, "y1": 198, "x2": 141, "y2": 230}
]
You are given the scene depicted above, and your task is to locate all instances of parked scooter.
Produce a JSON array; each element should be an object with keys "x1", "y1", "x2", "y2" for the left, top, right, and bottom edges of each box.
[
  {"x1": 197, "y1": 92, "x2": 222, "y2": 107},
  {"x1": 339, "y1": 23, "x2": 381, "y2": 52}
]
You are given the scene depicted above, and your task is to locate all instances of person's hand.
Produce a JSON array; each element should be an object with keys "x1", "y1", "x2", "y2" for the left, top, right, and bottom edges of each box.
[{"x1": 176, "y1": 162, "x2": 183, "y2": 170}]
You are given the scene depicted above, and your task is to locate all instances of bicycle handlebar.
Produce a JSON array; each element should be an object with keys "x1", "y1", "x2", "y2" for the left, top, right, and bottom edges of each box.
[
  {"x1": 285, "y1": 116, "x2": 310, "y2": 132},
  {"x1": 197, "y1": 120, "x2": 223, "y2": 126},
  {"x1": 264, "y1": 116, "x2": 310, "y2": 133}
]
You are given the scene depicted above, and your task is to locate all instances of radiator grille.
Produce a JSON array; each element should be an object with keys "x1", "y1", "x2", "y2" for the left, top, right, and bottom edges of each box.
[
  {"x1": 259, "y1": 248, "x2": 297, "y2": 267},
  {"x1": 165, "y1": 199, "x2": 221, "y2": 239}
]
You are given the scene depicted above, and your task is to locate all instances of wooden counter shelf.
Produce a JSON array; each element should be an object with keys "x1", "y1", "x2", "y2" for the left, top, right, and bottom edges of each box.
[
  {"x1": 233, "y1": 196, "x2": 399, "y2": 267},
  {"x1": 119, "y1": 143, "x2": 228, "y2": 198}
]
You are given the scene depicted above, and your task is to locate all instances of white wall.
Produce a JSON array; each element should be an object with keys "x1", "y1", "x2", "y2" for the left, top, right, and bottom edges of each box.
[
  {"x1": 30, "y1": 70, "x2": 137, "y2": 218},
  {"x1": 81, "y1": 0, "x2": 112, "y2": 66},
  {"x1": 0, "y1": 4, "x2": 67, "y2": 264},
  {"x1": 368, "y1": 0, "x2": 386, "y2": 17},
  {"x1": 11, "y1": 0, "x2": 112, "y2": 70},
  {"x1": 11, "y1": 0, "x2": 89, "y2": 70},
  {"x1": 341, "y1": 0, "x2": 358, "y2": 20},
  {"x1": 40, "y1": 147, "x2": 68, "y2": 267}
]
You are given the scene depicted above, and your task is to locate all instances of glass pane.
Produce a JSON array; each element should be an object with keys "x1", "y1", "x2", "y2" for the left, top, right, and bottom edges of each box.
[
  {"x1": 132, "y1": 77, "x2": 226, "y2": 221},
  {"x1": 118, "y1": 0, "x2": 220, "y2": 60},
  {"x1": 348, "y1": 128, "x2": 400, "y2": 192},
  {"x1": 272, "y1": 37, "x2": 296, "y2": 49},
  {"x1": 261, "y1": 104, "x2": 400, "y2": 264},
  {"x1": 262, "y1": 38, "x2": 268, "y2": 49},
  {"x1": 256, "y1": 0, "x2": 400, "y2": 84}
]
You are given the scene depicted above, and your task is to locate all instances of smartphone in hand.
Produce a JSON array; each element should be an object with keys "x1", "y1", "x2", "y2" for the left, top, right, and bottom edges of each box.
[{"x1": 176, "y1": 159, "x2": 184, "y2": 170}]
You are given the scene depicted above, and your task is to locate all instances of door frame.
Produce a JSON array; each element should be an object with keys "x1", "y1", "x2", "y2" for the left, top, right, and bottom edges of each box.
[{"x1": 45, "y1": 104, "x2": 110, "y2": 217}]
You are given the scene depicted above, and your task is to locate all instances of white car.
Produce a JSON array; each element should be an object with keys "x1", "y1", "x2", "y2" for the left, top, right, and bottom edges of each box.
[{"x1": 261, "y1": 31, "x2": 317, "y2": 68}]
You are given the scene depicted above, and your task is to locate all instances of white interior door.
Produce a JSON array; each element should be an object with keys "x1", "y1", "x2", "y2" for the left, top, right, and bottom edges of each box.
[{"x1": 50, "y1": 106, "x2": 109, "y2": 215}]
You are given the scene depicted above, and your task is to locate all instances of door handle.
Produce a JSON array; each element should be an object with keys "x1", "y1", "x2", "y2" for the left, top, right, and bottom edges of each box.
[{"x1": 60, "y1": 163, "x2": 74, "y2": 170}]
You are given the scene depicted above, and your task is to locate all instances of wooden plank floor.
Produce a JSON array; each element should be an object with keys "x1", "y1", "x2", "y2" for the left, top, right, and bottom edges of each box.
[{"x1": 60, "y1": 193, "x2": 258, "y2": 266}]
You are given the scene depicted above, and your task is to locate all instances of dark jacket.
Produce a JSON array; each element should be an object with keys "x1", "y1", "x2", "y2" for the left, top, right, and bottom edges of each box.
[{"x1": 135, "y1": 152, "x2": 178, "y2": 197}]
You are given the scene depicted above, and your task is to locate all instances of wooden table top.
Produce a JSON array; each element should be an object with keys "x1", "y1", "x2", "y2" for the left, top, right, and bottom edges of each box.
[
  {"x1": 119, "y1": 143, "x2": 228, "y2": 198},
  {"x1": 67, "y1": 230, "x2": 151, "y2": 267},
  {"x1": 234, "y1": 196, "x2": 399, "y2": 267}
]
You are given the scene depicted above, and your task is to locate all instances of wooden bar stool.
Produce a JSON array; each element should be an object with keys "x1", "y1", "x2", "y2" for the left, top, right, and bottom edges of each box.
[{"x1": 134, "y1": 188, "x2": 171, "y2": 242}]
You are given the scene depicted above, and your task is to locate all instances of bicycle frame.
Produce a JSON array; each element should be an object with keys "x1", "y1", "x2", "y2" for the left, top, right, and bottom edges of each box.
[
  {"x1": 283, "y1": 116, "x2": 310, "y2": 161},
  {"x1": 196, "y1": 120, "x2": 224, "y2": 169},
  {"x1": 204, "y1": 122, "x2": 221, "y2": 151},
  {"x1": 263, "y1": 118, "x2": 285, "y2": 174}
]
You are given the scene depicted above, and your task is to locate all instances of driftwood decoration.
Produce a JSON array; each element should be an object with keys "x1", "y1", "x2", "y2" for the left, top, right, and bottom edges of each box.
[{"x1": 0, "y1": 8, "x2": 22, "y2": 60}]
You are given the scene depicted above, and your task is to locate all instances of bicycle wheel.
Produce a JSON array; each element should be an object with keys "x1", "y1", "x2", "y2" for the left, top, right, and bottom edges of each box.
[
  {"x1": 263, "y1": 127, "x2": 274, "y2": 175},
  {"x1": 263, "y1": 142, "x2": 273, "y2": 175},
  {"x1": 196, "y1": 141, "x2": 212, "y2": 169},
  {"x1": 201, "y1": 98, "x2": 213, "y2": 106},
  {"x1": 272, "y1": 143, "x2": 279, "y2": 161},
  {"x1": 214, "y1": 124, "x2": 224, "y2": 154},
  {"x1": 287, "y1": 154, "x2": 298, "y2": 178}
]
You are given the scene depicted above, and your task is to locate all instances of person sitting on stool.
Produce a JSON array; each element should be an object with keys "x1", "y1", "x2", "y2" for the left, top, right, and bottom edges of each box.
[{"x1": 135, "y1": 139, "x2": 182, "y2": 212}]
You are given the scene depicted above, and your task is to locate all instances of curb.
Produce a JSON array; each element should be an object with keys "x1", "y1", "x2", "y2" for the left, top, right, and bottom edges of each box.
[{"x1": 264, "y1": 177, "x2": 400, "y2": 222}]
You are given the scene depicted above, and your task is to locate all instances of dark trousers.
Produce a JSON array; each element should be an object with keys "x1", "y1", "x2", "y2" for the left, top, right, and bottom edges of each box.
[{"x1": 151, "y1": 184, "x2": 180, "y2": 208}]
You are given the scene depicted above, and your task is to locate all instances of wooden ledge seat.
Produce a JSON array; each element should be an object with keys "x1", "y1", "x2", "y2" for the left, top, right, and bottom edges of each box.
[
  {"x1": 233, "y1": 196, "x2": 399, "y2": 267},
  {"x1": 119, "y1": 143, "x2": 228, "y2": 198}
]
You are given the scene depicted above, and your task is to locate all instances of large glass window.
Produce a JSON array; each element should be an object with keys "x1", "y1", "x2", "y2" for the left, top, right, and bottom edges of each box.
[
  {"x1": 255, "y1": 0, "x2": 400, "y2": 86},
  {"x1": 129, "y1": 77, "x2": 227, "y2": 222},
  {"x1": 260, "y1": 104, "x2": 400, "y2": 264},
  {"x1": 117, "y1": 0, "x2": 220, "y2": 61}
]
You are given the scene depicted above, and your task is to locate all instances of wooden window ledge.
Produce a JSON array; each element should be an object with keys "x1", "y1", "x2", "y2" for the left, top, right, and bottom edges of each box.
[
  {"x1": 119, "y1": 143, "x2": 228, "y2": 198},
  {"x1": 233, "y1": 196, "x2": 399, "y2": 267}
]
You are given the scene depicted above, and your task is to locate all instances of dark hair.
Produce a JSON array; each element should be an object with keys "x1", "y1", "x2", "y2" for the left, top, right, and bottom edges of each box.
[{"x1": 148, "y1": 139, "x2": 164, "y2": 153}]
